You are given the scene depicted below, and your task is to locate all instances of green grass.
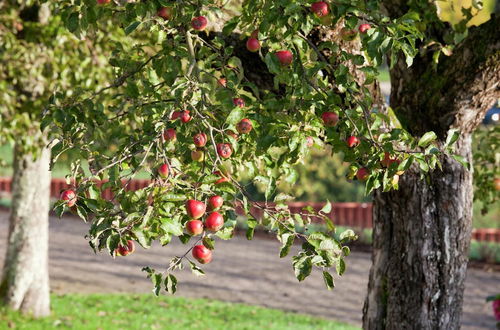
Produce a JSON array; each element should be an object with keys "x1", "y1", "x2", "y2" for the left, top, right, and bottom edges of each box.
[{"x1": 0, "y1": 294, "x2": 358, "y2": 330}]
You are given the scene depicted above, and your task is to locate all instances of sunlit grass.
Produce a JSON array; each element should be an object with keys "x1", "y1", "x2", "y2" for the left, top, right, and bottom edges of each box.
[{"x1": 0, "y1": 294, "x2": 359, "y2": 330}]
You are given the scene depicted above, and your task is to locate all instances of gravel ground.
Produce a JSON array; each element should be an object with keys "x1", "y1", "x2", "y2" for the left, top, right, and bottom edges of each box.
[{"x1": 0, "y1": 212, "x2": 498, "y2": 329}]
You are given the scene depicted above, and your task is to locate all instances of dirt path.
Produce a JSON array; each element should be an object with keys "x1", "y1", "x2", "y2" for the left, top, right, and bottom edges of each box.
[{"x1": 0, "y1": 212, "x2": 498, "y2": 329}]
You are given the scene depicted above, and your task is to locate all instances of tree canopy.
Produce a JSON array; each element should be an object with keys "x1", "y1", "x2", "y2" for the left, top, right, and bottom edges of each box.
[{"x1": 2, "y1": 0, "x2": 494, "y2": 294}]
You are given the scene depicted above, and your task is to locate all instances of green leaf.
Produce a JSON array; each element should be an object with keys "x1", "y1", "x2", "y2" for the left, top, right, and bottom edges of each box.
[
  {"x1": 161, "y1": 217, "x2": 183, "y2": 236},
  {"x1": 54, "y1": 203, "x2": 66, "y2": 218},
  {"x1": 445, "y1": 129, "x2": 460, "y2": 147},
  {"x1": 279, "y1": 233, "x2": 295, "y2": 258},
  {"x1": 162, "y1": 194, "x2": 186, "y2": 202},
  {"x1": 203, "y1": 237, "x2": 215, "y2": 250},
  {"x1": 398, "y1": 155, "x2": 414, "y2": 171},
  {"x1": 225, "y1": 107, "x2": 245, "y2": 125},
  {"x1": 293, "y1": 255, "x2": 312, "y2": 282},
  {"x1": 164, "y1": 273, "x2": 177, "y2": 294},
  {"x1": 320, "y1": 200, "x2": 332, "y2": 214},
  {"x1": 246, "y1": 227, "x2": 255, "y2": 240},
  {"x1": 336, "y1": 258, "x2": 346, "y2": 276},
  {"x1": 106, "y1": 233, "x2": 120, "y2": 255},
  {"x1": 322, "y1": 271, "x2": 335, "y2": 290},
  {"x1": 223, "y1": 17, "x2": 239, "y2": 35},
  {"x1": 66, "y1": 12, "x2": 79, "y2": 33},
  {"x1": 189, "y1": 261, "x2": 205, "y2": 277},
  {"x1": 418, "y1": 131, "x2": 437, "y2": 147},
  {"x1": 142, "y1": 268, "x2": 162, "y2": 297},
  {"x1": 124, "y1": 21, "x2": 141, "y2": 35},
  {"x1": 132, "y1": 228, "x2": 152, "y2": 249},
  {"x1": 339, "y1": 229, "x2": 357, "y2": 242},
  {"x1": 417, "y1": 158, "x2": 429, "y2": 172},
  {"x1": 274, "y1": 193, "x2": 293, "y2": 202},
  {"x1": 246, "y1": 218, "x2": 258, "y2": 240},
  {"x1": 215, "y1": 226, "x2": 234, "y2": 240},
  {"x1": 452, "y1": 154, "x2": 470, "y2": 170}
]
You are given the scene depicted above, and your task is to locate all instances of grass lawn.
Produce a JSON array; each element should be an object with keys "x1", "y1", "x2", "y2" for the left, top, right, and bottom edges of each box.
[{"x1": 0, "y1": 294, "x2": 359, "y2": 330}]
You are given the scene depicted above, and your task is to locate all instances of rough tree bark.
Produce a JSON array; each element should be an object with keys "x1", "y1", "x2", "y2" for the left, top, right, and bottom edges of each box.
[
  {"x1": 363, "y1": 12, "x2": 500, "y2": 329},
  {"x1": 0, "y1": 142, "x2": 51, "y2": 317}
]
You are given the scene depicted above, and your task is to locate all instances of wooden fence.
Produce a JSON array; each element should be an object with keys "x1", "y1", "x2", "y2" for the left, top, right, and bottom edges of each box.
[{"x1": 0, "y1": 177, "x2": 498, "y2": 243}]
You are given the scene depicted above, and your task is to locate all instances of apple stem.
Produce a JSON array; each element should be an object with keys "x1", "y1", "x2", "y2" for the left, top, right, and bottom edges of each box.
[{"x1": 165, "y1": 236, "x2": 203, "y2": 273}]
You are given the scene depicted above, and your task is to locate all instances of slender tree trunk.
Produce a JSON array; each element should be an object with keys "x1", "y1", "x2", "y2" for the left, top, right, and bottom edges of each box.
[
  {"x1": 0, "y1": 143, "x2": 51, "y2": 317},
  {"x1": 363, "y1": 136, "x2": 473, "y2": 329}
]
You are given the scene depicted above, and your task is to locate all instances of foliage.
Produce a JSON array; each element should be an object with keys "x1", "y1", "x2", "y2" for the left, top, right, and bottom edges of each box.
[
  {"x1": 281, "y1": 147, "x2": 369, "y2": 202},
  {"x1": 0, "y1": 1, "x2": 116, "y2": 154},
  {"x1": 436, "y1": 0, "x2": 496, "y2": 27},
  {"x1": 473, "y1": 124, "x2": 500, "y2": 215},
  {"x1": 35, "y1": 0, "x2": 480, "y2": 293},
  {"x1": 0, "y1": 293, "x2": 358, "y2": 330}
]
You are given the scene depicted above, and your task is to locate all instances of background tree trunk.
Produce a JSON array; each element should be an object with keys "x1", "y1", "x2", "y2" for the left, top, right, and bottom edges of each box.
[
  {"x1": 0, "y1": 143, "x2": 51, "y2": 317},
  {"x1": 363, "y1": 135, "x2": 473, "y2": 329}
]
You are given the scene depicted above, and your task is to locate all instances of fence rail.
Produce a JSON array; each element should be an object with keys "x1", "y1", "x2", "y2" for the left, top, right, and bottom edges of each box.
[{"x1": 0, "y1": 177, "x2": 498, "y2": 243}]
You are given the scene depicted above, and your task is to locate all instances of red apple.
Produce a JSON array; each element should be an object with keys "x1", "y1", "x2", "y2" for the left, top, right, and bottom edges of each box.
[
  {"x1": 204, "y1": 211, "x2": 224, "y2": 232},
  {"x1": 381, "y1": 152, "x2": 392, "y2": 167},
  {"x1": 217, "y1": 78, "x2": 227, "y2": 87},
  {"x1": 226, "y1": 130, "x2": 239, "y2": 140},
  {"x1": 381, "y1": 152, "x2": 401, "y2": 167},
  {"x1": 321, "y1": 112, "x2": 339, "y2": 127},
  {"x1": 275, "y1": 50, "x2": 293, "y2": 66},
  {"x1": 306, "y1": 136, "x2": 314, "y2": 147},
  {"x1": 191, "y1": 16, "x2": 207, "y2": 31},
  {"x1": 163, "y1": 128, "x2": 176, "y2": 142},
  {"x1": 171, "y1": 111, "x2": 182, "y2": 120},
  {"x1": 186, "y1": 220, "x2": 204, "y2": 236},
  {"x1": 494, "y1": 178, "x2": 500, "y2": 191},
  {"x1": 356, "y1": 167, "x2": 369, "y2": 181},
  {"x1": 214, "y1": 171, "x2": 230, "y2": 184},
  {"x1": 311, "y1": 1, "x2": 329, "y2": 17},
  {"x1": 158, "y1": 163, "x2": 170, "y2": 178},
  {"x1": 233, "y1": 97, "x2": 245, "y2": 108},
  {"x1": 208, "y1": 195, "x2": 223, "y2": 210},
  {"x1": 191, "y1": 149, "x2": 205, "y2": 162},
  {"x1": 347, "y1": 136, "x2": 360, "y2": 148},
  {"x1": 115, "y1": 240, "x2": 135, "y2": 256},
  {"x1": 186, "y1": 200, "x2": 206, "y2": 219},
  {"x1": 180, "y1": 110, "x2": 191, "y2": 123},
  {"x1": 246, "y1": 38, "x2": 261, "y2": 52},
  {"x1": 97, "y1": 0, "x2": 110, "y2": 5},
  {"x1": 359, "y1": 23, "x2": 371, "y2": 33},
  {"x1": 193, "y1": 132, "x2": 208, "y2": 147},
  {"x1": 157, "y1": 7, "x2": 173, "y2": 20},
  {"x1": 216, "y1": 143, "x2": 232, "y2": 158},
  {"x1": 192, "y1": 244, "x2": 212, "y2": 264},
  {"x1": 61, "y1": 190, "x2": 77, "y2": 207},
  {"x1": 236, "y1": 119, "x2": 252, "y2": 134}
]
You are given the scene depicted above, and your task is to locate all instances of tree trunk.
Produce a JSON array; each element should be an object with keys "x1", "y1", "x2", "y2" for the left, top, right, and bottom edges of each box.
[
  {"x1": 361, "y1": 9, "x2": 499, "y2": 327},
  {"x1": 363, "y1": 135, "x2": 473, "y2": 329},
  {"x1": 0, "y1": 143, "x2": 51, "y2": 317}
]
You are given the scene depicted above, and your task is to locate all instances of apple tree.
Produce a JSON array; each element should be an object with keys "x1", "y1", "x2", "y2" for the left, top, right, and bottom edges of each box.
[
  {"x1": 43, "y1": 0, "x2": 498, "y2": 328},
  {"x1": 0, "y1": 0, "x2": 118, "y2": 316}
]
